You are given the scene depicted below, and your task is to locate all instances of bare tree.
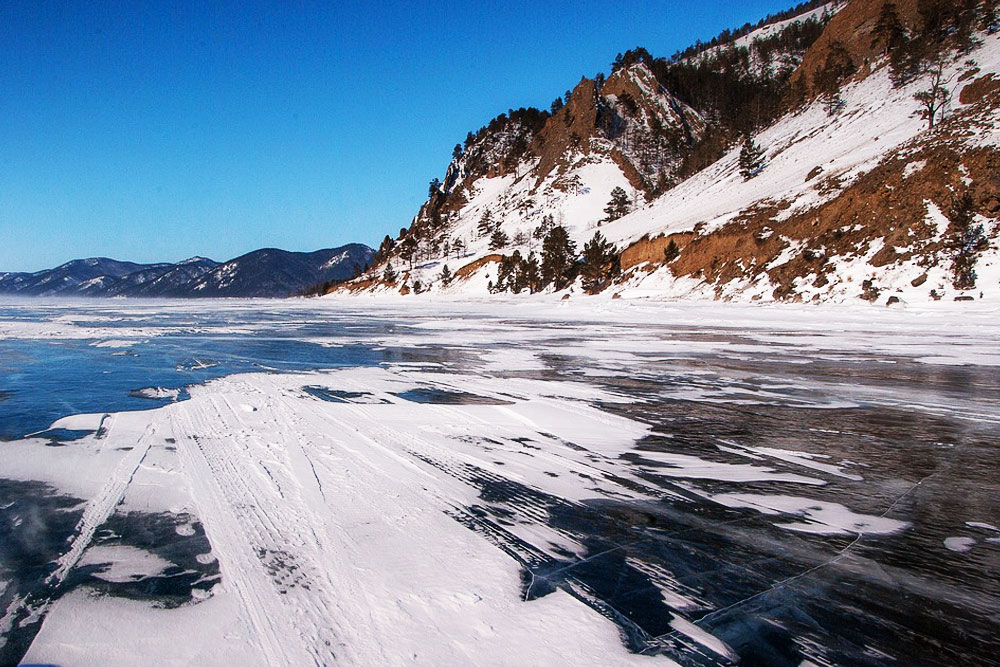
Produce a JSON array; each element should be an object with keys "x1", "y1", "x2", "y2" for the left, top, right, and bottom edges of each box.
[{"x1": 913, "y1": 58, "x2": 951, "y2": 129}]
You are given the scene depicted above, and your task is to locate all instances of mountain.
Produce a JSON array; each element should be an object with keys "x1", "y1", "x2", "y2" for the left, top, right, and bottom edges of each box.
[
  {"x1": 185, "y1": 246, "x2": 373, "y2": 297},
  {"x1": 0, "y1": 258, "x2": 170, "y2": 297},
  {"x1": 103, "y1": 257, "x2": 222, "y2": 297},
  {"x1": 335, "y1": 0, "x2": 1000, "y2": 305},
  {"x1": 0, "y1": 245, "x2": 373, "y2": 298}
]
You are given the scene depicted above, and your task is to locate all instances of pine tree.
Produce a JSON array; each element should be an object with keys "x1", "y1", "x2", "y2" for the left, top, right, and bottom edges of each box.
[
  {"x1": 477, "y1": 210, "x2": 495, "y2": 239},
  {"x1": 738, "y1": 135, "x2": 765, "y2": 180},
  {"x1": 493, "y1": 256, "x2": 514, "y2": 293},
  {"x1": 814, "y1": 40, "x2": 855, "y2": 94},
  {"x1": 533, "y1": 214, "x2": 555, "y2": 240},
  {"x1": 523, "y1": 252, "x2": 541, "y2": 293},
  {"x1": 603, "y1": 187, "x2": 631, "y2": 223},
  {"x1": 580, "y1": 231, "x2": 619, "y2": 293},
  {"x1": 439, "y1": 264, "x2": 453, "y2": 286},
  {"x1": 872, "y1": 3, "x2": 906, "y2": 56},
  {"x1": 948, "y1": 192, "x2": 985, "y2": 289},
  {"x1": 383, "y1": 262, "x2": 397, "y2": 284},
  {"x1": 399, "y1": 236, "x2": 418, "y2": 271},
  {"x1": 508, "y1": 251, "x2": 526, "y2": 294},
  {"x1": 540, "y1": 226, "x2": 577, "y2": 290},
  {"x1": 889, "y1": 36, "x2": 920, "y2": 87},
  {"x1": 983, "y1": 0, "x2": 1000, "y2": 33},
  {"x1": 428, "y1": 178, "x2": 441, "y2": 198},
  {"x1": 375, "y1": 235, "x2": 396, "y2": 264},
  {"x1": 489, "y1": 229, "x2": 509, "y2": 250},
  {"x1": 663, "y1": 239, "x2": 680, "y2": 263},
  {"x1": 822, "y1": 91, "x2": 845, "y2": 116}
]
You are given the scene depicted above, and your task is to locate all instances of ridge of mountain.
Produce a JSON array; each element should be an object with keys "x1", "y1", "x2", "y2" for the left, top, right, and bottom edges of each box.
[
  {"x1": 0, "y1": 245, "x2": 373, "y2": 298},
  {"x1": 333, "y1": 0, "x2": 1000, "y2": 305}
]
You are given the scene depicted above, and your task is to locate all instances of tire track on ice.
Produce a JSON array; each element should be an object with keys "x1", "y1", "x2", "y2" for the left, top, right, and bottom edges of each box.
[
  {"x1": 48, "y1": 416, "x2": 157, "y2": 584},
  {"x1": 172, "y1": 384, "x2": 384, "y2": 666},
  {"x1": 1, "y1": 416, "x2": 157, "y2": 649}
]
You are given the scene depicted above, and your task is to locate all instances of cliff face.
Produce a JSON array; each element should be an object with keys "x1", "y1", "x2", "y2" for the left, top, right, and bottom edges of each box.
[
  {"x1": 435, "y1": 61, "x2": 707, "y2": 210},
  {"x1": 790, "y1": 0, "x2": 917, "y2": 94},
  {"x1": 527, "y1": 66, "x2": 706, "y2": 194},
  {"x1": 339, "y1": 0, "x2": 1000, "y2": 305}
]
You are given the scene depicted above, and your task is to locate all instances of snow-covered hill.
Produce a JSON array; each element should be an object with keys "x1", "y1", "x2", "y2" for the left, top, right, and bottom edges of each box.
[{"x1": 334, "y1": 0, "x2": 1000, "y2": 306}]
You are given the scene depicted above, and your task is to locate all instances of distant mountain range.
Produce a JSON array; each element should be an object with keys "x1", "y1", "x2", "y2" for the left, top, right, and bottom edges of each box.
[{"x1": 0, "y1": 245, "x2": 374, "y2": 298}]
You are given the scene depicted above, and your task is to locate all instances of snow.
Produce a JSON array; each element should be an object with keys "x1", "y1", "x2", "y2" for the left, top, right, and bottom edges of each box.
[
  {"x1": 966, "y1": 521, "x2": 999, "y2": 531},
  {"x1": 77, "y1": 546, "x2": 174, "y2": 583},
  {"x1": 746, "y1": 446, "x2": 863, "y2": 481},
  {"x1": 943, "y1": 536, "x2": 976, "y2": 552},
  {"x1": 632, "y1": 450, "x2": 825, "y2": 485},
  {"x1": 709, "y1": 493, "x2": 910, "y2": 536},
  {"x1": 903, "y1": 159, "x2": 927, "y2": 178},
  {"x1": 321, "y1": 251, "x2": 349, "y2": 269},
  {"x1": 602, "y1": 60, "x2": 939, "y2": 247},
  {"x1": 315, "y1": 295, "x2": 1000, "y2": 368},
  {"x1": 669, "y1": 614, "x2": 737, "y2": 661},
  {"x1": 364, "y1": 29, "x2": 1000, "y2": 304},
  {"x1": 0, "y1": 297, "x2": 996, "y2": 664},
  {"x1": 720, "y1": 5, "x2": 834, "y2": 55},
  {"x1": 90, "y1": 339, "x2": 140, "y2": 348},
  {"x1": 130, "y1": 386, "x2": 182, "y2": 400},
  {"x1": 13, "y1": 365, "x2": 676, "y2": 666},
  {"x1": 696, "y1": 4, "x2": 837, "y2": 78}
]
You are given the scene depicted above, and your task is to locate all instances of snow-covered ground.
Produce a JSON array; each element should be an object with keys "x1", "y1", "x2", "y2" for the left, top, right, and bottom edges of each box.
[
  {"x1": 377, "y1": 28, "x2": 1000, "y2": 303},
  {"x1": 1, "y1": 298, "x2": 998, "y2": 665},
  {"x1": 17, "y1": 372, "x2": 671, "y2": 666}
]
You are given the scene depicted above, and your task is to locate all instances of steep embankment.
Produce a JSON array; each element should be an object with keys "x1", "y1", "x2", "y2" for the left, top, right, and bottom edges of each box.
[
  {"x1": 607, "y1": 38, "x2": 1000, "y2": 304},
  {"x1": 333, "y1": 0, "x2": 1000, "y2": 304}
]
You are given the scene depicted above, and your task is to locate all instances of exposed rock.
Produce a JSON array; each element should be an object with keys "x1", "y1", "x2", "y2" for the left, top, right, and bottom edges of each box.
[
  {"x1": 620, "y1": 232, "x2": 695, "y2": 271},
  {"x1": 456, "y1": 254, "x2": 504, "y2": 279},
  {"x1": 960, "y1": 74, "x2": 1000, "y2": 105}
]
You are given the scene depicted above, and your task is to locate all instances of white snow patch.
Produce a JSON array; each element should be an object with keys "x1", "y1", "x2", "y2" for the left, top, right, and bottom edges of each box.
[
  {"x1": 77, "y1": 546, "x2": 173, "y2": 583},
  {"x1": 711, "y1": 493, "x2": 909, "y2": 536},
  {"x1": 943, "y1": 536, "x2": 976, "y2": 552}
]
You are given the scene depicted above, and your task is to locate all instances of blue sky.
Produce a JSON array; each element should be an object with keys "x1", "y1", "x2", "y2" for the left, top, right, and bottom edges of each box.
[{"x1": 1, "y1": 1, "x2": 797, "y2": 271}]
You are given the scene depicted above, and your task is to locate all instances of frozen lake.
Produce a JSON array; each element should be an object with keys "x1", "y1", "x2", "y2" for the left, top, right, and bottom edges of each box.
[{"x1": 0, "y1": 298, "x2": 998, "y2": 666}]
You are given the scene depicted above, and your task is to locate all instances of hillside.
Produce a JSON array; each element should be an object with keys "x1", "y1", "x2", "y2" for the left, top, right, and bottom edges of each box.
[
  {"x1": 332, "y1": 0, "x2": 1000, "y2": 305},
  {"x1": 0, "y1": 245, "x2": 373, "y2": 298}
]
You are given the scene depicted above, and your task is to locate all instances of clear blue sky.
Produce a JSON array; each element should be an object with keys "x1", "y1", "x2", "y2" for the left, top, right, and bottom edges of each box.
[{"x1": 1, "y1": 0, "x2": 797, "y2": 271}]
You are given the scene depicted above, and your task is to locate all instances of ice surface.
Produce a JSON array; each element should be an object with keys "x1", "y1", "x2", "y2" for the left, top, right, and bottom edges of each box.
[{"x1": 1, "y1": 298, "x2": 998, "y2": 665}]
